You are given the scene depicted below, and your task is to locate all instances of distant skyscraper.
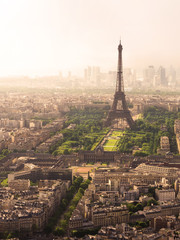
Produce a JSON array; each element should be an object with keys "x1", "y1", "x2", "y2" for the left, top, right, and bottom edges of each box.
[
  {"x1": 158, "y1": 66, "x2": 167, "y2": 86},
  {"x1": 84, "y1": 66, "x2": 101, "y2": 86},
  {"x1": 168, "y1": 66, "x2": 176, "y2": 86},
  {"x1": 124, "y1": 68, "x2": 136, "y2": 87},
  {"x1": 143, "y1": 65, "x2": 155, "y2": 86}
]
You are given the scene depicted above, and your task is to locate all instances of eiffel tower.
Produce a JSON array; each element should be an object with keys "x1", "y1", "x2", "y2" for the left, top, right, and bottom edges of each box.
[{"x1": 105, "y1": 41, "x2": 135, "y2": 129}]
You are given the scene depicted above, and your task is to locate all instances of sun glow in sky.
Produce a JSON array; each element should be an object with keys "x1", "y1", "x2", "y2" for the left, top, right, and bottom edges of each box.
[{"x1": 0, "y1": 0, "x2": 180, "y2": 76}]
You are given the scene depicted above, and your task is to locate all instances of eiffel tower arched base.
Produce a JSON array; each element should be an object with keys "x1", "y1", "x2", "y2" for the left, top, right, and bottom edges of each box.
[
  {"x1": 105, "y1": 109, "x2": 135, "y2": 129},
  {"x1": 111, "y1": 118, "x2": 129, "y2": 130}
]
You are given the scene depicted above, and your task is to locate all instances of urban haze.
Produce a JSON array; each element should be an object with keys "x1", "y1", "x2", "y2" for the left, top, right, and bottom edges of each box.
[{"x1": 0, "y1": 1, "x2": 180, "y2": 240}]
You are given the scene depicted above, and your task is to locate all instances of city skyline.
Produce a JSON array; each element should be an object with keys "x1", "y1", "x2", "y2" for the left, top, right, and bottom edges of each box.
[{"x1": 0, "y1": 0, "x2": 180, "y2": 77}]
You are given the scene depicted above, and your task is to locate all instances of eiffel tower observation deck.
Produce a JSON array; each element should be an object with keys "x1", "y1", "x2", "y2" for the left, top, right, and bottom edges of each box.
[{"x1": 105, "y1": 41, "x2": 135, "y2": 129}]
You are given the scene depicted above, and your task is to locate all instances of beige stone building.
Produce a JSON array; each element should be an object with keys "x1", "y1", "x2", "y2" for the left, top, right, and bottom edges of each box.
[
  {"x1": 135, "y1": 163, "x2": 179, "y2": 175},
  {"x1": 92, "y1": 205, "x2": 129, "y2": 227},
  {"x1": 9, "y1": 179, "x2": 30, "y2": 191},
  {"x1": 155, "y1": 189, "x2": 175, "y2": 201}
]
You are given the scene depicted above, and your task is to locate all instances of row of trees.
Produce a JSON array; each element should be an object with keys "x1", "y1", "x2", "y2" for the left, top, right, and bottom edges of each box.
[
  {"x1": 44, "y1": 176, "x2": 91, "y2": 236},
  {"x1": 54, "y1": 177, "x2": 91, "y2": 236},
  {"x1": 127, "y1": 198, "x2": 158, "y2": 215},
  {"x1": 129, "y1": 220, "x2": 149, "y2": 228},
  {"x1": 52, "y1": 107, "x2": 109, "y2": 155},
  {"x1": 118, "y1": 106, "x2": 179, "y2": 155},
  {"x1": 44, "y1": 176, "x2": 84, "y2": 234}
]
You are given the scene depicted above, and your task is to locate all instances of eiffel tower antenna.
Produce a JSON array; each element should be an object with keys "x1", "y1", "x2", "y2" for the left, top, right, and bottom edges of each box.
[{"x1": 105, "y1": 41, "x2": 135, "y2": 129}]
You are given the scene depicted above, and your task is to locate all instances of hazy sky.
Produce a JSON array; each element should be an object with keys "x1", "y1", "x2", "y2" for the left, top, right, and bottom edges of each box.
[{"x1": 0, "y1": 0, "x2": 180, "y2": 77}]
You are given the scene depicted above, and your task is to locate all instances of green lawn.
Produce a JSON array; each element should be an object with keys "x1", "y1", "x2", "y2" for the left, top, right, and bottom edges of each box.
[
  {"x1": 103, "y1": 146, "x2": 117, "y2": 151},
  {"x1": 91, "y1": 130, "x2": 110, "y2": 151},
  {"x1": 104, "y1": 139, "x2": 118, "y2": 146},
  {"x1": 99, "y1": 130, "x2": 124, "y2": 151},
  {"x1": 111, "y1": 131, "x2": 123, "y2": 137},
  {"x1": 91, "y1": 130, "x2": 123, "y2": 152},
  {"x1": 103, "y1": 139, "x2": 118, "y2": 151}
]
